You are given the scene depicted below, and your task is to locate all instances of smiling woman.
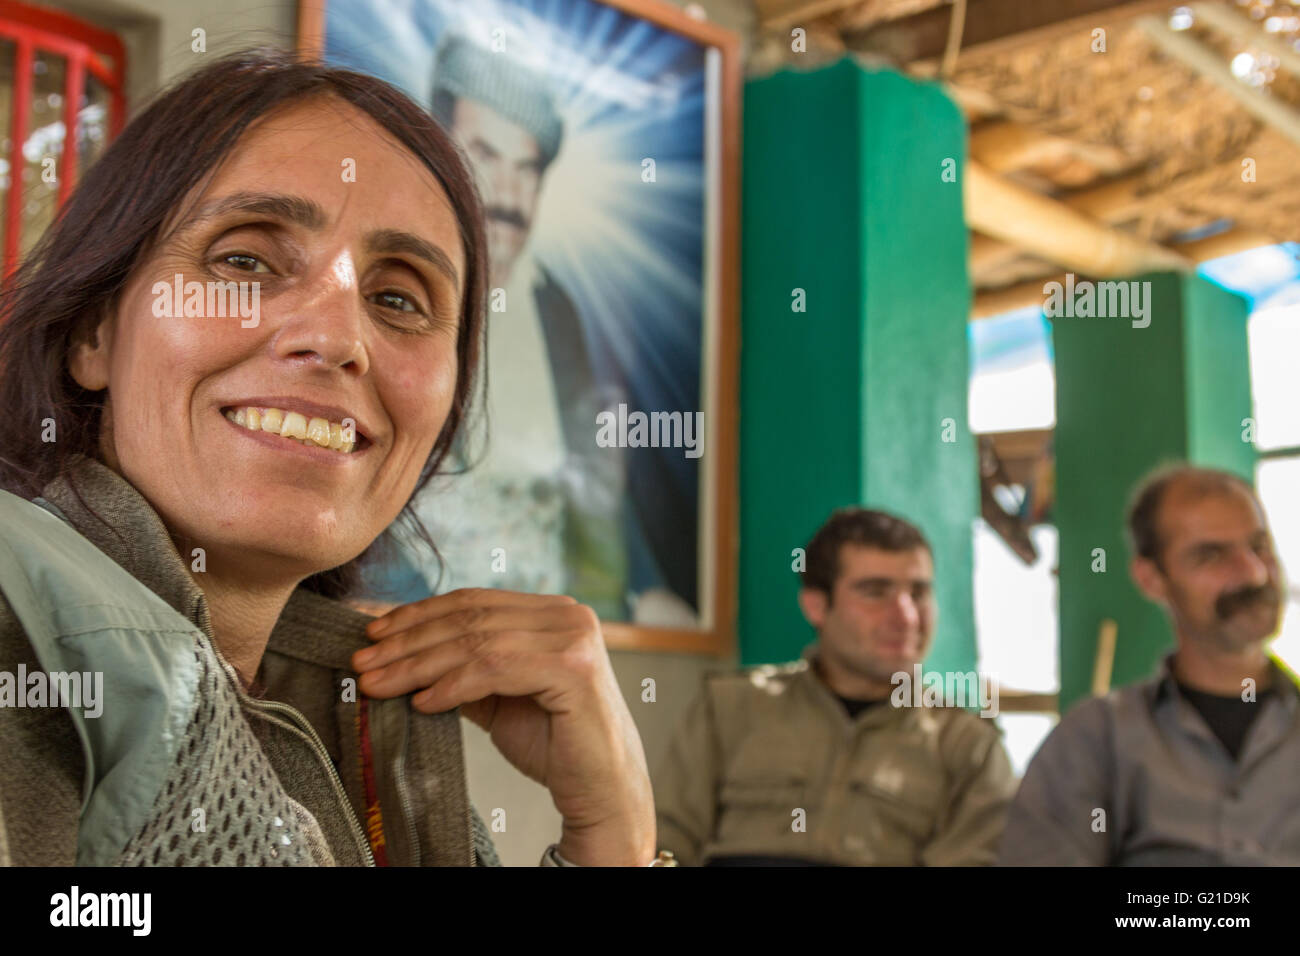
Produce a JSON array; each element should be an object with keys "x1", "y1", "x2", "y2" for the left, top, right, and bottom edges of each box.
[{"x1": 0, "y1": 49, "x2": 655, "y2": 868}]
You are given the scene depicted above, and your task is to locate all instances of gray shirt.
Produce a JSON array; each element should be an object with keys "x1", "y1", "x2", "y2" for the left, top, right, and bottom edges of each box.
[{"x1": 999, "y1": 654, "x2": 1300, "y2": 866}]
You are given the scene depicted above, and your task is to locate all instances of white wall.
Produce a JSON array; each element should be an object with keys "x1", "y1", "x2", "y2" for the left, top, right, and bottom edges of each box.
[
  {"x1": 53, "y1": 0, "x2": 296, "y2": 106},
  {"x1": 466, "y1": 648, "x2": 724, "y2": 865}
]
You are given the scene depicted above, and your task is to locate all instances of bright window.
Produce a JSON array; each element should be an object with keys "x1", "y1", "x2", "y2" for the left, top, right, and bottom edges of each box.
[
  {"x1": 1204, "y1": 244, "x2": 1300, "y2": 672},
  {"x1": 969, "y1": 308, "x2": 1060, "y2": 773}
]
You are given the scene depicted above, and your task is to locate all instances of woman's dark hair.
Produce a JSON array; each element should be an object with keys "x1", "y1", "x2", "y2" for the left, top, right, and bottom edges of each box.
[{"x1": 0, "y1": 47, "x2": 488, "y2": 599}]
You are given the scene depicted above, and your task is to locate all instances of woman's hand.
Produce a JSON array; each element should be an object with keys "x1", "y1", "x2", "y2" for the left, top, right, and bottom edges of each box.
[{"x1": 350, "y1": 588, "x2": 656, "y2": 866}]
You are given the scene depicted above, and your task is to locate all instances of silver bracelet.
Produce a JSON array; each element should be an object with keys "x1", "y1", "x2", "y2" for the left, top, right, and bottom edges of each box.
[
  {"x1": 540, "y1": 844, "x2": 678, "y2": 866},
  {"x1": 540, "y1": 843, "x2": 580, "y2": 867}
]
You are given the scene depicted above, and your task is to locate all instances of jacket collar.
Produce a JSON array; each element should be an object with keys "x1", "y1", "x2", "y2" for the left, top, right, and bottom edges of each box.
[
  {"x1": 38, "y1": 455, "x2": 374, "y2": 670},
  {"x1": 796, "y1": 642, "x2": 908, "y2": 728},
  {"x1": 1151, "y1": 650, "x2": 1298, "y2": 716}
]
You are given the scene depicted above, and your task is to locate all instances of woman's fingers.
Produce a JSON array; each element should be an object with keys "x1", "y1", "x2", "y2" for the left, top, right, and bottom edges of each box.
[
  {"x1": 410, "y1": 646, "x2": 566, "y2": 713},
  {"x1": 409, "y1": 629, "x2": 613, "y2": 716},
  {"x1": 356, "y1": 628, "x2": 572, "y2": 699},
  {"x1": 365, "y1": 587, "x2": 576, "y2": 639},
  {"x1": 352, "y1": 599, "x2": 588, "y2": 673},
  {"x1": 350, "y1": 591, "x2": 652, "y2": 862}
]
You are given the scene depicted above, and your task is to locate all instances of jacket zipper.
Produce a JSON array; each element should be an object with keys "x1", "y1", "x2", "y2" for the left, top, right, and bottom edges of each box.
[
  {"x1": 388, "y1": 700, "x2": 475, "y2": 866},
  {"x1": 215, "y1": 653, "x2": 376, "y2": 867},
  {"x1": 390, "y1": 703, "x2": 421, "y2": 866}
]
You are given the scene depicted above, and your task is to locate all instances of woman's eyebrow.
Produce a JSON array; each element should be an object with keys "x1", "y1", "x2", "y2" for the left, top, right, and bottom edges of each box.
[
  {"x1": 365, "y1": 228, "x2": 461, "y2": 293},
  {"x1": 182, "y1": 191, "x2": 329, "y2": 232},
  {"x1": 172, "y1": 193, "x2": 462, "y2": 291}
]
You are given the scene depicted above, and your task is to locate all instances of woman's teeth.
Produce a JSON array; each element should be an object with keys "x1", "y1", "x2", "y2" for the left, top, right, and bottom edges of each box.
[{"x1": 223, "y1": 406, "x2": 356, "y2": 453}]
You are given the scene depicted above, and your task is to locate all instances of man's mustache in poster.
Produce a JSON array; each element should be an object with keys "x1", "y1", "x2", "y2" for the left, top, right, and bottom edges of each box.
[{"x1": 485, "y1": 205, "x2": 528, "y2": 229}]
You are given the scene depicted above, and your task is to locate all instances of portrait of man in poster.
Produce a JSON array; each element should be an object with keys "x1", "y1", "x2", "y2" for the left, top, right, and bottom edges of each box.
[
  {"x1": 424, "y1": 33, "x2": 628, "y2": 620},
  {"x1": 337, "y1": 2, "x2": 709, "y2": 628}
]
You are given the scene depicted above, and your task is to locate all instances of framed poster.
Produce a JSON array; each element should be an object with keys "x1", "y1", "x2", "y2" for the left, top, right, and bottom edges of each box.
[{"x1": 298, "y1": 0, "x2": 738, "y2": 655}]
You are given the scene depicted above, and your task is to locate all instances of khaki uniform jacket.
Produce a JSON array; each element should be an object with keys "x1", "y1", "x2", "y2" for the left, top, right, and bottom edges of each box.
[{"x1": 654, "y1": 654, "x2": 1016, "y2": 865}]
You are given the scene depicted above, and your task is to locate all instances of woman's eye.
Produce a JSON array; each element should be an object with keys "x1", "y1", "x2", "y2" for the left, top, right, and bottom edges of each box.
[
  {"x1": 373, "y1": 290, "x2": 422, "y2": 314},
  {"x1": 218, "y1": 253, "x2": 270, "y2": 274}
]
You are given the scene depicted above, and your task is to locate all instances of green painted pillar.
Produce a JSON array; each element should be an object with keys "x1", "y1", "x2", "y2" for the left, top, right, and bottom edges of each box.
[
  {"x1": 739, "y1": 61, "x2": 977, "y2": 674},
  {"x1": 1053, "y1": 272, "x2": 1254, "y2": 713}
]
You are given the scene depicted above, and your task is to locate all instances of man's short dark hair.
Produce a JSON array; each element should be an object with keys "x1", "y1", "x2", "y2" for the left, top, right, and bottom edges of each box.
[
  {"x1": 1127, "y1": 464, "x2": 1259, "y2": 567},
  {"x1": 801, "y1": 507, "x2": 931, "y2": 595}
]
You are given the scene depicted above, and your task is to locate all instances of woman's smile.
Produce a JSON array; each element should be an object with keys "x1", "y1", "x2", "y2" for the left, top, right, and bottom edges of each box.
[
  {"x1": 217, "y1": 394, "x2": 377, "y2": 458},
  {"x1": 218, "y1": 404, "x2": 373, "y2": 466}
]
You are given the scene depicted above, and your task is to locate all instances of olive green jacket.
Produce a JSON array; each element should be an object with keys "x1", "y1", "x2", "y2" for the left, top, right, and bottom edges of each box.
[
  {"x1": 0, "y1": 455, "x2": 499, "y2": 866},
  {"x1": 653, "y1": 655, "x2": 1016, "y2": 866}
]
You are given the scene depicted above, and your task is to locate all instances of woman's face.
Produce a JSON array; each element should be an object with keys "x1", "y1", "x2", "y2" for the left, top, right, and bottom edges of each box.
[{"x1": 70, "y1": 97, "x2": 466, "y2": 583}]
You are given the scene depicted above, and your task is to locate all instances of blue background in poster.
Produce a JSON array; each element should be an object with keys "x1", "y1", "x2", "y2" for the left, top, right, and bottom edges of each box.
[{"x1": 326, "y1": 0, "x2": 707, "y2": 612}]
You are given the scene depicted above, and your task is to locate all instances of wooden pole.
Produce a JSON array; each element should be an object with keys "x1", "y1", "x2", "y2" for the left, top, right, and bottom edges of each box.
[
  {"x1": 1138, "y1": 15, "x2": 1300, "y2": 149},
  {"x1": 1091, "y1": 618, "x2": 1119, "y2": 696},
  {"x1": 1192, "y1": 2, "x2": 1300, "y2": 83},
  {"x1": 965, "y1": 159, "x2": 1191, "y2": 277},
  {"x1": 971, "y1": 227, "x2": 1275, "y2": 317}
]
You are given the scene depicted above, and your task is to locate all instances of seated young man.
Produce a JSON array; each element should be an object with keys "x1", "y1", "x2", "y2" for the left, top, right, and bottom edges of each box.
[{"x1": 654, "y1": 507, "x2": 1015, "y2": 866}]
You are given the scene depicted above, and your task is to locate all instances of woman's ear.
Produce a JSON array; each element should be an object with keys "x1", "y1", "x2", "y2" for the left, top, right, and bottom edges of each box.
[{"x1": 68, "y1": 313, "x2": 114, "y2": 391}]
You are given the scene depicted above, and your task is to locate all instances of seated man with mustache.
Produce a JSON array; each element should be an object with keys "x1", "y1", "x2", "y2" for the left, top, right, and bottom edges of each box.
[{"x1": 1000, "y1": 465, "x2": 1299, "y2": 865}]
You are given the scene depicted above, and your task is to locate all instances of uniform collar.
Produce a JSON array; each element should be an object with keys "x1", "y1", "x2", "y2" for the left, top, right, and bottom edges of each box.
[
  {"x1": 796, "y1": 642, "x2": 906, "y2": 728},
  {"x1": 38, "y1": 455, "x2": 374, "y2": 670}
]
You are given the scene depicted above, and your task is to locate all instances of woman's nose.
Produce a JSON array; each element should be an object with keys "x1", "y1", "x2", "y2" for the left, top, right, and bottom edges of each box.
[{"x1": 271, "y1": 255, "x2": 370, "y2": 374}]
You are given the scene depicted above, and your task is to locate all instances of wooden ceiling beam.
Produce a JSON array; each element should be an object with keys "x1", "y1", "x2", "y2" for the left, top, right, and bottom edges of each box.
[
  {"x1": 972, "y1": 275, "x2": 1067, "y2": 319},
  {"x1": 1191, "y1": 2, "x2": 1300, "y2": 83},
  {"x1": 1057, "y1": 173, "x2": 1148, "y2": 222},
  {"x1": 970, "y1": 227, "x2": 1277, "y2": 318},
  {"x1": 970, "y1": 174, "x2": 1150, "y2": 275},
  {"x1": 965, "y1": 159, "x2": 1190, "y2": 278},
  {"x1": 970, "y1": 120, "x2": 1132, "y2": 175},
  {"x1": 1138, "y1": 15, "x2": 1300, "y2": 149},
  {"x1": 847, "y1": 0, "x2": 1174, "y2": 64},
  {"x1": 753, "y1": 0, "x2": 864, "y2": 31},
  {"x1": 1172, "y1": 227, "x2": 1276, "y2": 263},
  {"x1": 969, "y1": 231, "x2": 1024, "y2": 274},
  {"x1": 970, "y1": 121, "x2": 1071, "y2": 172}
]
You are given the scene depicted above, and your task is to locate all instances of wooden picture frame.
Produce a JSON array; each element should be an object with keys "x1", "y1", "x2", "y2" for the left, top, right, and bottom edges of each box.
[{"x1": 296, "y1": 0, "x2": 740, "y2": 658}]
